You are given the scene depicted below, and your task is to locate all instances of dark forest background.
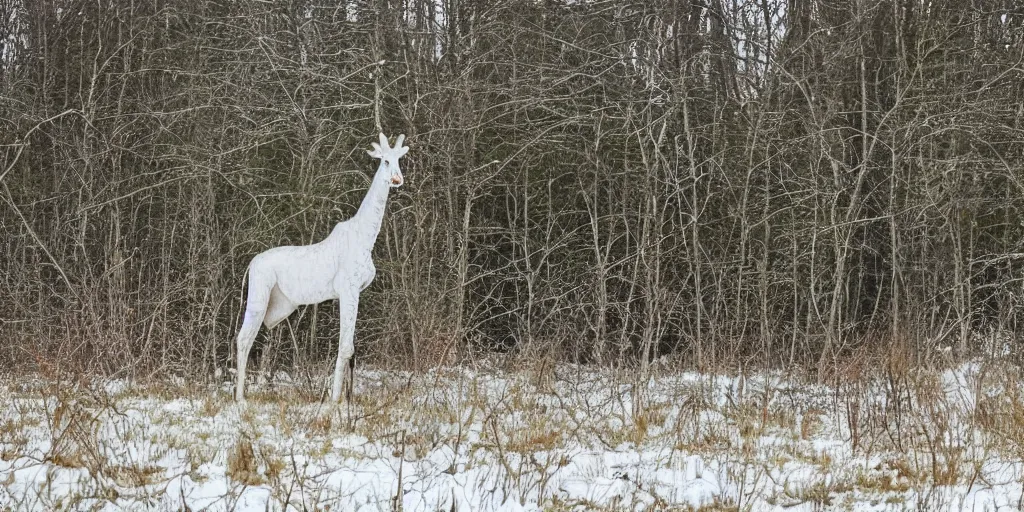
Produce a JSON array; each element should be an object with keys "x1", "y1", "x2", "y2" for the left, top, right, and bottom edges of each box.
[{"x1": 2, "y1": 0, "x2": 1023, "y2": 379}]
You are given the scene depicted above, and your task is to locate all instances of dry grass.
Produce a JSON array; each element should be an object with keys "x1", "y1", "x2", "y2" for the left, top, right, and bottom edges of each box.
[
  {"x1": 0, "y1": 359, "x2": 1022, "y2": 511},
  {"x1": 226, "y1": 436, "x2": 263, "y2": 486}
]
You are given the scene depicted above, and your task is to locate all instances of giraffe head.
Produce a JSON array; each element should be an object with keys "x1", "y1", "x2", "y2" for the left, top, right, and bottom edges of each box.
[{"x1": 367, "y1": 133, "x2": 409, "y2": 188}]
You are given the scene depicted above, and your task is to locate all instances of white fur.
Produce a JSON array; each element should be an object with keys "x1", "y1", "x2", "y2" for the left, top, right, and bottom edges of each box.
[{"x1": 235, "y1": 133, "x2": 408, "y2": 402}]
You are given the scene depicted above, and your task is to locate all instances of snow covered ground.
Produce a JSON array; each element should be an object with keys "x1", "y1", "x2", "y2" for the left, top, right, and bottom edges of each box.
[{"x1": 1, "y1": 361, "x2": 1022, "y2": 511}]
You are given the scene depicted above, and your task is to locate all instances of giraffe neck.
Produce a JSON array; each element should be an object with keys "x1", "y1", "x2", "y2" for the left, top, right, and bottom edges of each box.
[{"x1": 351, "y1": 163, "x2": 392, "y2": 249}]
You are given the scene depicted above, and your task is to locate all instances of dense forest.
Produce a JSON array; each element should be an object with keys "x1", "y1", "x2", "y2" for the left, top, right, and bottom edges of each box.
[{"x1": 1, "y1": 0, "x2": 1023, "y2": 378}]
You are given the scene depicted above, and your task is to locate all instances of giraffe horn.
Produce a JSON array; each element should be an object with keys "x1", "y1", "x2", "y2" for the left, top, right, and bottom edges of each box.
[
  {"x1": 395, "y1": 134, "x2": 405, "y2": 148},
  {"x1": 378, "y1": 133, "x2": 390, "y2": 150}
]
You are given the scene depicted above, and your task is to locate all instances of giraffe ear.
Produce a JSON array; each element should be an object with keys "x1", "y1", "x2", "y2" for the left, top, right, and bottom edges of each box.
[
  {"x1": 367, "y1": 142, "x2": 382, "y2": 159},
  {"x1": 397, "y1": 145, "x2": 409, "y2": 157}
]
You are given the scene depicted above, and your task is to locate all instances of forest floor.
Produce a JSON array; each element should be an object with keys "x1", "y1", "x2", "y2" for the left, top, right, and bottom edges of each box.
[{"x1": 1, "y1": 358, "x2": 1023, "y2": 511}]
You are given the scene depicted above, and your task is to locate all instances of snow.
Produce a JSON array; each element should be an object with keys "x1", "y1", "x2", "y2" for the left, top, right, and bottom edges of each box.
[{"x1": 1, "y1": 361, "x2": 1022, "y2": 511}]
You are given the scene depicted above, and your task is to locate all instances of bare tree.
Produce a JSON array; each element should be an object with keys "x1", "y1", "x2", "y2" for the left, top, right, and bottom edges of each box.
[{"x1": 2, "y1": 0, "x2": 1023, "y2": 377}]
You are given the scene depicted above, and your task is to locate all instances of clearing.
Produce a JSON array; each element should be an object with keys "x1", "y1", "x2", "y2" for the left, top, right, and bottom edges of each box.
[{"x1": 1, "y1": 360, "x2": 1023, "y2": 511}]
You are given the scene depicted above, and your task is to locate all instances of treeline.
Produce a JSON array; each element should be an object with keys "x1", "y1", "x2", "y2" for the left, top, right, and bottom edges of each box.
[{"x1": 1, "y1": 0, "x2": 1023, "y2": 377}]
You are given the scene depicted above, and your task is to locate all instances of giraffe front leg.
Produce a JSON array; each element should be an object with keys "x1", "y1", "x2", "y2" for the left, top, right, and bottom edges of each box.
[{"x1": 332, "y1": 288, "x2": 360, "y2": 404}]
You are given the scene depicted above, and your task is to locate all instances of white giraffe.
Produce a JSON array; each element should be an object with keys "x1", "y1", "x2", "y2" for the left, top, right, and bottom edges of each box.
[{"x1": 234, "y1": 133, "x2": 408, "y2": 403}]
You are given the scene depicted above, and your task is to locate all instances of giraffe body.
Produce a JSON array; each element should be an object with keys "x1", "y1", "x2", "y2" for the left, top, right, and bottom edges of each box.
[{"x1": 234, "y1": 133, "x2": 408, "y2": 403}]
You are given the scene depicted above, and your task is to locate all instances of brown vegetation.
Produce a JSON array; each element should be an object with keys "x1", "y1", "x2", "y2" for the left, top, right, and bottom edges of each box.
[{"x1": 0, "y1": 0, "x2": 1022, "y2": 377}]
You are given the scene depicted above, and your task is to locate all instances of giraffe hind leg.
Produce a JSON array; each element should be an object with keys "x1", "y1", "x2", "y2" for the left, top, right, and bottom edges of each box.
[
  {"x1": 236, "y1": 276, "x2": 272, "y2": 402},
  {"x1": 264, "y1": 285, "x2": 297, "y2": 329}
]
